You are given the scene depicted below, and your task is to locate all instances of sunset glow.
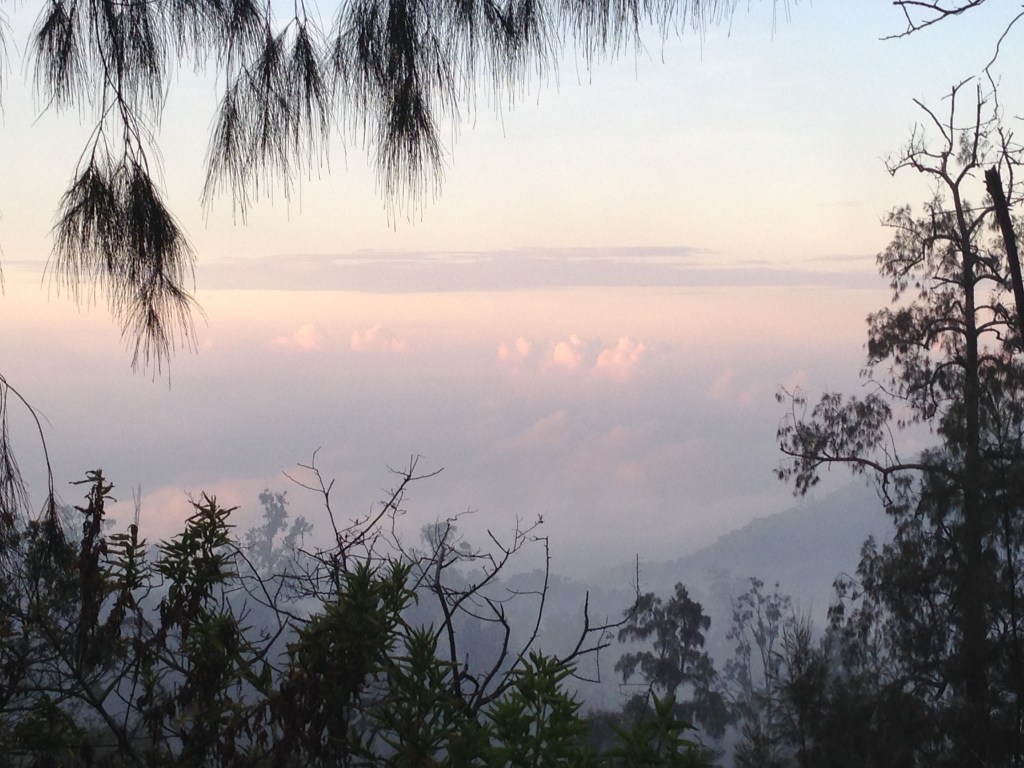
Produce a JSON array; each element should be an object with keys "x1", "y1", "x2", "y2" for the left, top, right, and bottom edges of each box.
[{"x1": 2, "y1": 1, "x2": 1022, "y2": 574}]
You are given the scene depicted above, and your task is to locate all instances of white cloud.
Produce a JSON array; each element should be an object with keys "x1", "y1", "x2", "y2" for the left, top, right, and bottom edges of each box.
[
  {"x1": 273, "y1": 322, "x2": 323, "y2": 349},
  {"x1": 350, "y1": 324, "x2": 407, "y2": 353},
  {"x1": 497, "y1": 336, "x2": 533, "y2": 363},
  {"x1": 551, "y1": 335, "x2": 585, "y2": 369},
  {"x1": 594, "y1": 336, "x2": 647, "y2": 380},
  {"x1": 499, "y1": 334, "x2": 649, "y2": 378},
  {"x1": 549, "y1": 334, "x2": 649, "y2": 379}
]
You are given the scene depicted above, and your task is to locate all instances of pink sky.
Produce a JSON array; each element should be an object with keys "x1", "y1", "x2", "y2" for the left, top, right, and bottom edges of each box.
[{"x1": 1, "y1": 254, "x2": 890, "y2": 573}]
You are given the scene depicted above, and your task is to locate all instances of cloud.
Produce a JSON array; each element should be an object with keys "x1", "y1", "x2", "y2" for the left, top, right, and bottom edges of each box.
[
  {"x1": 351, "y1": 324, "x2": 407, "y2": 353},
  {"x1": 497, "y1": 336, "x2": 532, "y2": 363},
  {"x1": 551, "y1": 334, "x2": 585, "y2": 369},
  {"x1": 273, "y1": 323, "x2": 324, "y2": 349},
  {"x1": 549, "y1": 334, "x2": 648, "y2": 379},
  {"x1": 498, "y1": 334, "x2": 649, "y2": 379},
  {"x1": 197, "y1": 247, "x2": 882, "y2": 294},
  {"x1": 594, "y1": 336, "x2": 647, "y2": 380}
]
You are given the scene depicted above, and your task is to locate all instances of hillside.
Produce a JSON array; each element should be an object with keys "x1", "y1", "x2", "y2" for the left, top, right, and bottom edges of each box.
[
  {"x1": 623, "y1": 480, "x2": 892, "y2": 621},
  {"x1": 402, "y1": 481, "x2": 893, "y2": 714},
  {"x1": 531, "y1": 482, "x2": 893, "y2": 709}
]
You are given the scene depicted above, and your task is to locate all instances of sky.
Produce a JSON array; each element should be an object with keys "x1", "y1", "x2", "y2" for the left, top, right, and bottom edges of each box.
[{"x1": 1, "y1": 1, "x2": 1022, "y2": 578}]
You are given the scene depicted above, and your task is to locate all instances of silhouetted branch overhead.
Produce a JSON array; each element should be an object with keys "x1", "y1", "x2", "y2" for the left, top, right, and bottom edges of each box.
[
  {"x1": 49, "y1": 155, "x2": 199, "y2": 372},
  {"x1": 888, "y1": 1, "x2": 988, "y2": 38},
  {"x1": 7, "y1": 0, "x2": 762, "y2": 370}
]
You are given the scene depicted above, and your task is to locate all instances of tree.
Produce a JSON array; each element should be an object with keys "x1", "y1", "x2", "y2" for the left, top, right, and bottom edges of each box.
[
  {"x1": 722, "y1": 579, "x2": 800, "y2": 768},
  {"x1": 777, "y1": 81, "x2": 1024, "y2": 766},
  {"x1": 770, "y1": 571, "x2": 937, "y2": 768},
  {"x1": 615, "y1": 582, "x2": 729, "y2": 742},
  {"x1": 713, "y1": 578, "x2": 833, "y2": 768}
]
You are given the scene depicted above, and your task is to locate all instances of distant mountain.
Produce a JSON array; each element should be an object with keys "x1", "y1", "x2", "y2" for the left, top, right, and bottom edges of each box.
[
  {"x1": 617, "y1": 480, "x2": 892, "y2": 623},
  {"x1": 411, "y1": 482, "x2": 894, "y2": 714},
  {"x1": 536, "y1": 482, "x2": 894, "y2": 708}
]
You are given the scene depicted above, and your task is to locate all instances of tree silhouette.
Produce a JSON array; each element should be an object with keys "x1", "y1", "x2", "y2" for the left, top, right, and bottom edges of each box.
[
  {"x1": 616, "y1": 582, "x2": 729, "y2": 739},
  {"x1": 777, "y1": 81, "x2": 1024, "y2": 766}
]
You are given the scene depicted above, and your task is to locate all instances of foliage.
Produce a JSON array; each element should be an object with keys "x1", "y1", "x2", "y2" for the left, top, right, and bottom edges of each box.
[
  {"x1": 0, "y1": 463, "x2": 714, "y2": 767},
  {"x1": 487, "y1": 652, "x2": 592, "y2": 768},
  {"x1": 603, "y1": 693, "x2": 710, "y2": 768}
]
